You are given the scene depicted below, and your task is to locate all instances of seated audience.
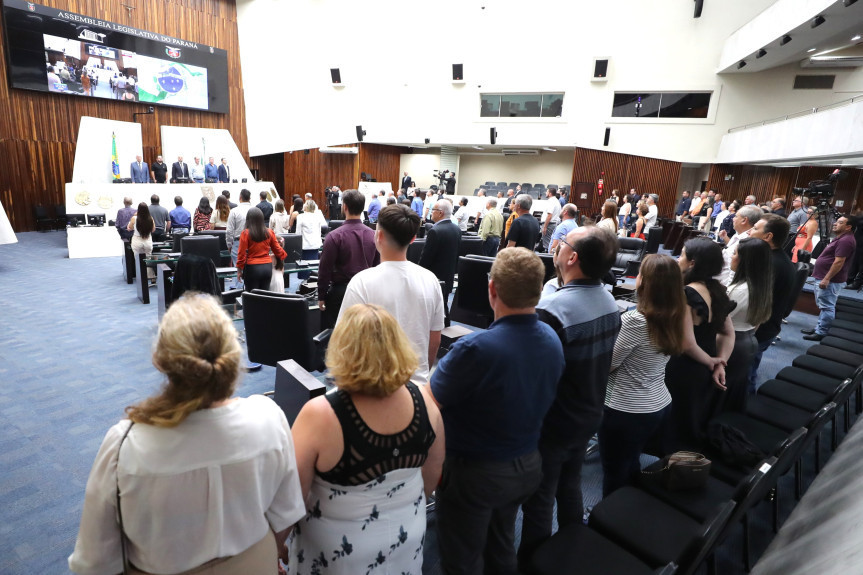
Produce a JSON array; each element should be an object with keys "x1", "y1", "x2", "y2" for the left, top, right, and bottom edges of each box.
[
  {"x1": 289, "y1": 303, "x2": 444, "y2": 575},
  {"x1": 69, "y1": 295, "x2": 304, "y2": 575}
]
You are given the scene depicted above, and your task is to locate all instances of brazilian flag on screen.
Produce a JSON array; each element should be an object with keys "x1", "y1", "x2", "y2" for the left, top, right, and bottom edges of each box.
[{"x1": 111, "y1": 132, "x2": 120, "y2": 180}]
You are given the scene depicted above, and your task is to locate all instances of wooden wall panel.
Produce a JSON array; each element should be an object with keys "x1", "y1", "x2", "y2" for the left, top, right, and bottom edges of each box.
[
  {"x1": 0, "y1": 0, "x2": 247, "y2": 231},
  {"x1": 571, "y1": 147, "x2": 681, "y2": 218},
  {"x1": 248, "y1": 153, "x2": 285, "y2": 197},
  {"x1": 707, "y1": 164, "x2": 862, "y2": 214},
  {"x1": 358, "y1": 144, "x2": 407, "y2": 191}
]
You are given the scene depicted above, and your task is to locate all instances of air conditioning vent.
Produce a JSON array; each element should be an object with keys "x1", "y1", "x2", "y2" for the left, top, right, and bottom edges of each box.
[
  {"x1": 501, "y1": 149, "x2": 540, "y2": 156},
  {"x1": 319, "y1": 146, "x2": 359, "y2": 154},
  {"x1": 793, "y1": 75, "x2": 835, "y2": 89}
]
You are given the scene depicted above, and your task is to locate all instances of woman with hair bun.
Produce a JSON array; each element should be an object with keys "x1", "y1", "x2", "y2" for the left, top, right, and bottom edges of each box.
[
  {"x1": 69, "y1": 295, "x2": 304, "y2": 575},
  {"x1": 289, "y1": 303, "x2": 445, "y2": 575}
]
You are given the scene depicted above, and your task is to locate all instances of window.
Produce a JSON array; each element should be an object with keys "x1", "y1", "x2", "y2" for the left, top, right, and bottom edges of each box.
[
  {"x1": 480, "y1": 93, "x2": 564, "y2": 118},
  {"x1": 612, "y1": 92, "x2": 711, "y2": 118}
]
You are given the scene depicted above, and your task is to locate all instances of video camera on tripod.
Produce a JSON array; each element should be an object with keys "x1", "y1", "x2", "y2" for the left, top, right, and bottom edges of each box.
[
  {"x1": 790, "y1": 169, "x2": 847, "y2": 259},
  {"x1": 433, "y1": 169, "x2": 450, "y2": 186},
  {"x1": 793, "y1": 169, "x2": 846, "y2": 206}
]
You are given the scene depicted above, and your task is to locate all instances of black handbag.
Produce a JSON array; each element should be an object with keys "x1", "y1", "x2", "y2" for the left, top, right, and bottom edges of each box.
[{"x1": 655, "y1": 451, "x2": 712, "y2": 491}]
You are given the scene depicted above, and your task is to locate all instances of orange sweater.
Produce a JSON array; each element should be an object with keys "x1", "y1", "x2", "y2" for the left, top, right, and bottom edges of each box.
[{"x1": 236, "y1": 229, "x2": 287, "y2": 270}]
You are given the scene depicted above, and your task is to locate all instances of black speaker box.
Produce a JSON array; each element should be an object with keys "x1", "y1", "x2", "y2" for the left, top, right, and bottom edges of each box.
[
  {"x1": 330, "y1": 68, "x2": 341, "y2": 83},
  {"x1": 490, "y1": 127, "x2": 497, "y2": 145},
  {"x1": 356, "y1": 125, "x2": 364, "y2": 142},
  {"x1": 594, "y1": 59, "x2": 609, "y2": 79},
  {"x1": 604, "y1": 127, "x2": 611, "y2": 146},
  {"x1": 452, "y1": 63, "x2": 463, "y2": 80},
  {"x1": 694, "y1": 0, "x2": 703, "y2": 18}
]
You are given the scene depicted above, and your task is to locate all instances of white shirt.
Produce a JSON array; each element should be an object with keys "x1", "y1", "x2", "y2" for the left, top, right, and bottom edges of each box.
[
  {"x1": 269, "y1": 211, "x2": 291, "y2": 235},
  {"x1": 296, "y1": 210, "x2": 325, "y2": 250},
  {"x1": 454, "y1": 207, "x2": 470, "y2": 231},
  {"x1": 543, "y1": 199, "x2": 561, "y2": 224},
  {"x1": 190, "y1": 163, "x2": 205, "y2": 180},
  {"x1": 712, "y1": 209, "x2": 731, "y2": 231},
  {"x1": 718, "y1": 228, "x2": 752, "y2": 286},
  {"x1": 339, "y1": 260, "x2": 445, "y2": 386},
  {"x1": 423, "y1": 195, "x2": 437, "y2": 219},
  {"x1": 646, "y1": 204, "x2": 658, "y2": 228},
  {"x1": 225, "y1": 202, "x2": 252, "y2": 244},
  {"x1": 68, "y1": 396, "x2": 304, "y2": 575},
  {"x1": 727, "y1": 282, "x2": 755, "y2": 331}
]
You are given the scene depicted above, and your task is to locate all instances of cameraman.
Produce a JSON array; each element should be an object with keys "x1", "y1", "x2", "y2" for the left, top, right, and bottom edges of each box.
[
  {"x1": 325, "y1": 186, "x2": 341, "y2": 219},
  {"x1": 444, "y1": 171, "x2": 456, "y2": 194}
]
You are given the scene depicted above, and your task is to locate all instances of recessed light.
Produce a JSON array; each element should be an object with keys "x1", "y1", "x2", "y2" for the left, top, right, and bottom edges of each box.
[
  {"x1": 811, "y1": 15, "x2": 825, "y2": 28},
  {"x1": 853, "y1": 35, "x2": 862, "y2": 41},
  {"x1": 756, "y1": 49, "x2": 767, "y2": 58},
  {"x1": 780, "y1": 35, "x2": 792, "y2": 46},
  {"x1": 542, "y1": 147, "x2": 557, "y2": 152},
  {"x1": 472, "y1": 145, "x2": 484, "y2": 150},
  {"x1": 737, "y1": 60, "x2": 747, "y2": 69},
  {"x1": 808, "y1": 47, "x2": 818, "y2": 52}
]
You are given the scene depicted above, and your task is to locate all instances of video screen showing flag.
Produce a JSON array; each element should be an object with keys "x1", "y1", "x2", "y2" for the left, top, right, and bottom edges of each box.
[{"x1": 2, "y1": 0, "x2": 229, "y2": 113}]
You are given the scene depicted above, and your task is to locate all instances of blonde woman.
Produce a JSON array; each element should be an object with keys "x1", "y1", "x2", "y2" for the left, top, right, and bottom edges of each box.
[
  {"x1": 69, "y1": 295, "x2": 304, "y2": 575},
  {"x1": 289, "y1": 304, "x2": 445, "y2": 575}
]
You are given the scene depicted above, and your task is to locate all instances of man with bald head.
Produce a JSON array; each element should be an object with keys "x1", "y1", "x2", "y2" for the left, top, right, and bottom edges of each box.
[{"x1": 519, "y1": 225, "x2": 621, "y2": 565}]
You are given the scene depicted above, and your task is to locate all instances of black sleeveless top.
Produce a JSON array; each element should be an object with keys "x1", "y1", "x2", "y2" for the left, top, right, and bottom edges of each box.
[{"x1": 317, "y1": 382, "x2": 436, "y2": 486}]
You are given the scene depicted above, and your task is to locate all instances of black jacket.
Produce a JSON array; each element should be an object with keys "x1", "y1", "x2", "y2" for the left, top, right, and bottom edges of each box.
[{"x1": 419, "y1": 219, "x2": 461, "y2": 293}]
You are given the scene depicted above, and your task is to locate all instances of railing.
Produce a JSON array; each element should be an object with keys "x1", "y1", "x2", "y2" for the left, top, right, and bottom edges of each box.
[{"x1": 727, "y1": 94, "x2": 863, "y2": 133}]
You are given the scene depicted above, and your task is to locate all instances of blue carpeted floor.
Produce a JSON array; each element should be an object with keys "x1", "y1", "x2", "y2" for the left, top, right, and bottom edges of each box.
[{"x1": 0, "y1": 231, "x2": 834, "y2": 574}]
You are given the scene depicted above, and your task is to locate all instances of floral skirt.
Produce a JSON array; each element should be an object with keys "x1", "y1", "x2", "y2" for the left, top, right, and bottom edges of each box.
[{"x1": 287, "y1": 468, "x2": 426, "y2": 575}]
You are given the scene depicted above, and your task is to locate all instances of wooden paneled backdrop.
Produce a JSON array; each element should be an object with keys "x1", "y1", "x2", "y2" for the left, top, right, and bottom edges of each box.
[
  {"x1": 571, "y1": 147, "x2": 682, "y2": 218},
  {"x1": 0, "y1": 0, "x2": 247, "y2": 232},
  {"x1": 707, "y1": 165, "x2": 863, "y2": 213},
  {"x1": 277, "y1": 144, "x2": 407, "y2": 218}
]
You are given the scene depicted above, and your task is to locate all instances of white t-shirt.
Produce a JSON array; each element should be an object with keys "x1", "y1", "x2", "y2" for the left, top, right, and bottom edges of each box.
[
  {"x1": 646, "y1": 204, "x2": 658, "y2": 228},
  {"x1": 423, "y1": 195, "x2": 437, "y2": 219},
  {"x1": 543, "y1": 199, "x2": 561, "y2": 224},
  {"x1": 296, "y1": 210, "x2": 325, "y2": 250},
  {"x1": 68, "y1": 396, "x2": 304, "y2": 575},
  {"x1": 454, "y1": 207, "x2": 470, "y2": 231},
  {"x1": 339, "y1": 260, "x2": 445, "y2": 385},
  {"x1": 727, "y1": 281, "x2": 755, "y2": 331}
]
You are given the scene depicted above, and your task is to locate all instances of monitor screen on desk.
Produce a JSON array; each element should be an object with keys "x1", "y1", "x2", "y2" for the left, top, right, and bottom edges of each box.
[
  {"x1": 86, "y1": 213, "x2": 105, "y2": 226},
  {"x1": 66, "y1": 213, "x2": 86, "y2": 227},
  {"x1": 278, "y1": 234, "x2": 303, "y2": 264}
]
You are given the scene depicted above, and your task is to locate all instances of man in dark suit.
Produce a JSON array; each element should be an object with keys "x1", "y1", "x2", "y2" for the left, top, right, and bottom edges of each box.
[
  {"x1": 130, "y1": 155, "x2": 150, "y2": 183},
  {"x1": 256, "y1": 191, "x2": 273, "y2": 221},
  {"x1": 420, "y1": 198, "x2": 461, "y2": 326},
  {"x1": 401, "y1": 171, "x2": 412, "y2": 191},
  {"x1": 171, "y1": 155, "x2": 190, "y2": 182},
  {"x1": 445, "y1": 171, "x2": 456, "y2": 194},
  {"x1": 218, "y1": 157, "x2": 231, "y2": 183}
]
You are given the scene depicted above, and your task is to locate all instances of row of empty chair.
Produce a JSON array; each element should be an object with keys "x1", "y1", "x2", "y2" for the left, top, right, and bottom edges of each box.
[{"x1": 528, "y1": 294, "x2": 863, "y2": 575}]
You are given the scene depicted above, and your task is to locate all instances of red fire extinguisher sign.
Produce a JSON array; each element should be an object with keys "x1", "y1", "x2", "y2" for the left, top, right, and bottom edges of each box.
[{"x1": 597, "y1": 178, "x2": 604, "y2": 195}]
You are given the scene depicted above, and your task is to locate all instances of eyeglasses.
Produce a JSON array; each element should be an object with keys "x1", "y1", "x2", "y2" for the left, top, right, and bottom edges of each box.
[{"x1": 559, "y1": 238, "x2": 577, "y2": 252}]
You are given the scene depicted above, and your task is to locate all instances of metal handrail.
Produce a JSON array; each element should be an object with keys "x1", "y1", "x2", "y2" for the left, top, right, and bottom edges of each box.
[{"x1": 727, "y1": 94, "x2": 863, "y2": 133}]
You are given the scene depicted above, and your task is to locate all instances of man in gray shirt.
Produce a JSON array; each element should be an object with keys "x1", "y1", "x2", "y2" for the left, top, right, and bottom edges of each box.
[
  {"x1": 786, "y1": 195, "x2": 809, "y2": 236},
  {"x1": 148, "y1": 194, "x2": 170, "y2": 242}
]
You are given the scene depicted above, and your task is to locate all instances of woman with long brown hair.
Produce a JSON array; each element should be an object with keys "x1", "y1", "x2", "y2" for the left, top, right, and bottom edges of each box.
[
  {"x1": 597, "y1": 200, "x2": 618, "y2": 234},
  {"x1": 193, "y1": 197, "x2": 213, "y2": 232},
  {"x1": 630, "y1": 203, "x2": 649, "y2": 239},
  {"x1": 598, "y1": 254, "x2": 721, "y2": 495},
  {"x1": 69, "y1": 295, "x2": 304, "y2": 575},
  {"x1": 127, "y1": 202, "x2": 155, "y2": 281},
  {"x1": 236, "y1": 207, "x2": 287, "y2": 292},
  {"x1": 210, "y1": 195, "x2": 231, "y2": 230}
]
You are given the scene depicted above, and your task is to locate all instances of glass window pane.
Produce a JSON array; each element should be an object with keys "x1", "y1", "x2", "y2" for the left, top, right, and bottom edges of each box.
[
  {"x1": 658, "y1": 92, "x2": 711, "y2": 118},
  {"x1": 480, "y1": 94, "x2": 500, "y2": 117},
  {"x1": 612, "y1": 93, "x2": 660, "y2": 118},
  {"x1": 500, "y1": 94, "x2": 542, "y2": 117},
  {"x1": 541, "y1": 93, "x2": 564, "y2": 117}
]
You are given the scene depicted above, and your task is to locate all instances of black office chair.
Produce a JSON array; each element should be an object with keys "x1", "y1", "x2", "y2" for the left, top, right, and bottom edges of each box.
[
  {"x1": 407, "y1": 240, "x2": 426, "y2": 264},
  {"x1": 33, "y1": 205, "x2": 53, "y2": 232},
  {"x1": 181, "y1": 235, "x2": 222, "y2": 269},
  {"x1": 645, "y1": 226, "x2": 662, "y2": 254},
  {"x1": 195, "y1": 229, "x2": 229, "y2": 251},
  {"x1": 459, "y1": 236, "x2": 485, "y2": 257},
  {"x1": 612, "y1": 237, "x2": 646, "y2": 279},
  {"x1": 243, "y1": 289, "x2": 330, "y2": 371},
  {"x1": 171, "y1": 232, "x2": 189, "y2": 252},
  {"x1": 169, "y1": 253, "x2": 242, "y2": 305},
  {"x1": 449, "y1": 255, "x2": 495, "y2": 329},
  {"x1": 538, "y1": 252, "x2": 556, "y2": 283},
  {"x1": 54, "y1": 204, "x2": 67, "y2": 231}
]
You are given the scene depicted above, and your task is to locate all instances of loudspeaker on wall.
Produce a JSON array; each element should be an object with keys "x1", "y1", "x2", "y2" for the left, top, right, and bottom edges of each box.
[
  {"x1": 452, "y1": 63, "x2": 463, "y2": 81},
  {"x1": 694, "y1": 0, "x2": 703, "y2": 18},
  {"x1": 330, "y1": 68, "x2": 341, "y2": 84},
  {"x1": 490, "y1": 127, "x2": 497, "y2": 145},
  {"x1": 603, "y1": 127, "x2": 611, "y2": 146},
  {"x1": 356, "y1": 125, "x2": 365, "y2": 142}
]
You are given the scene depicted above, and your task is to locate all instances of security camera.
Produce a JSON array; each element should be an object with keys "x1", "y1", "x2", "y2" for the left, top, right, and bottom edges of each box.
[{"x1": 148, "y1": 106, "x2": 154, "y2": 113}]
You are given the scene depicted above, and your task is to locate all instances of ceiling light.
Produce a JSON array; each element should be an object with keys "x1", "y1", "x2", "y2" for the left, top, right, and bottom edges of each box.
[
  {"x1": 808, "y1": 47, "x2": 818, "y2": 52},
  {"x1": 780, "y1": 35, "x2": 792, "y2": 46},
  {"x1": 853, "y1": 35, "x2": 862, "y2": 41},
  {"x1": 811, "y1": 15, "x2": 825, "y2": 28},
  {"x1": 472, "y1": 145, "x2": 484, "y2": 150},
  {"x1": 844, "y1": 0, "x2": 858, "y2": 7},
  {"x1": 542, "y1": 147, "x2": 557, "y2": 152},
  {"x1": 756, "y1": 49, "x2": 767, "y2": 58},
  {"x1": 737, "y1": 60, "x2": 747, "y2": 69}
]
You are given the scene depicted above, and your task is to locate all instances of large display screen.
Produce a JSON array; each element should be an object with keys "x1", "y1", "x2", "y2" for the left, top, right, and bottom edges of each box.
[{"x1": 1, "y1": 0, "x2": 229, "y2": 113}]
